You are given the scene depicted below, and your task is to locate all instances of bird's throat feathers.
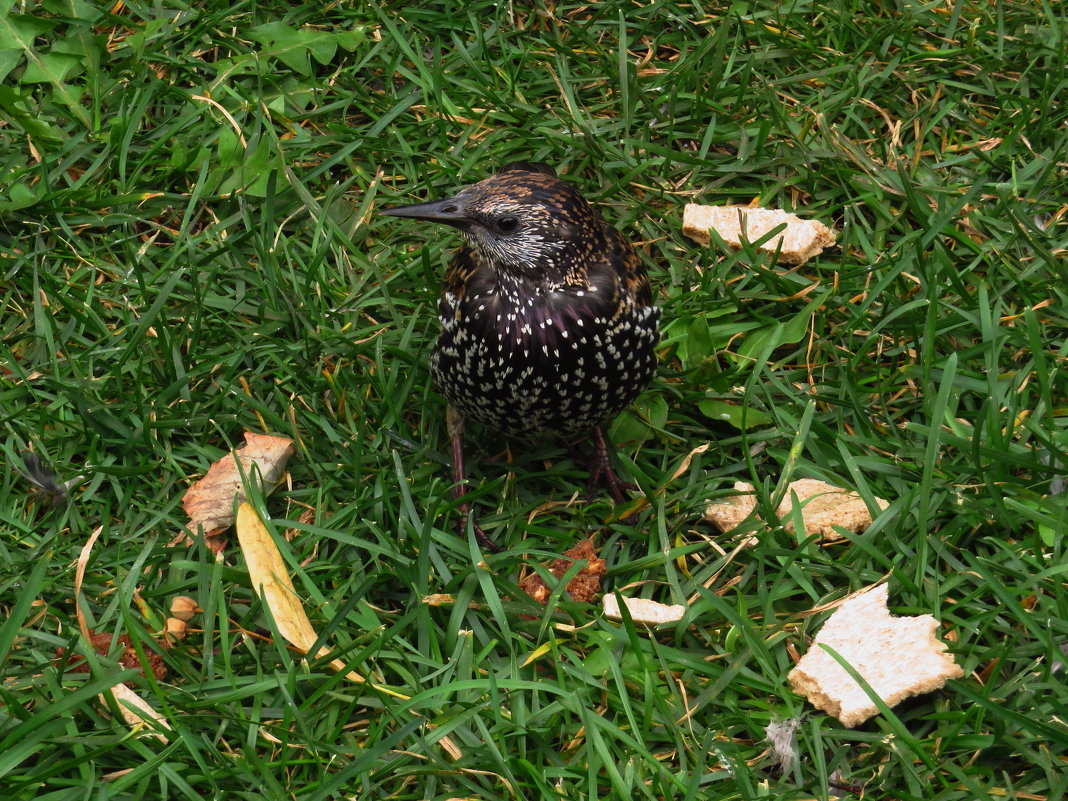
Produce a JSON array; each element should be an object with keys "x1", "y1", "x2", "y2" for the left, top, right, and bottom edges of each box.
[
  {"x1": 459, "y1": 223, "x2": 599, "y2": 287},
  {"x1": 445, "y1": 252, "x2": 621, "y2": 353}
]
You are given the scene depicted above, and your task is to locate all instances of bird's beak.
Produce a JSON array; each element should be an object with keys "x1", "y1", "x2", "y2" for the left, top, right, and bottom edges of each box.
[{"x1": 380, "y1": 196, "x2": 473, "y2": 231}]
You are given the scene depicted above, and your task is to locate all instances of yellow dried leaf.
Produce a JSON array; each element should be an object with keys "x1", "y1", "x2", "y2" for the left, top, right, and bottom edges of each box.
[
  {"x1": 235, "y1": 504, "x2": 408, "y2": 701},
  {"x1": 520, "y1": 640, "x2": 555, "y2": 668},
  {"x1": 237, "y1": 504, "x2": 341, "y2": 656}
]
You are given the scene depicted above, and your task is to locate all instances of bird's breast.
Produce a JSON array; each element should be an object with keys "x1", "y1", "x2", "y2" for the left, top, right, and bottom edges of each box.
[{"x1": 432, "y1": 283, "x2": 659, "y2": 438}]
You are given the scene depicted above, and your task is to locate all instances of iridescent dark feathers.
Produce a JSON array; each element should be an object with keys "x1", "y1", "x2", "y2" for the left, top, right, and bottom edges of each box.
[{"x1": 384, "y1": 162, "x2": 659, "y2": 440}]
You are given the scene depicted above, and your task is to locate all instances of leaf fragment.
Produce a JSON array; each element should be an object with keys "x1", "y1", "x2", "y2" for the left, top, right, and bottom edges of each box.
[
  {"x1": 181, "y1": 432, "x2": 295, "y2": 547},
  {"x1": 103, "y1": 684, "x2": 171, "y2": 743}
]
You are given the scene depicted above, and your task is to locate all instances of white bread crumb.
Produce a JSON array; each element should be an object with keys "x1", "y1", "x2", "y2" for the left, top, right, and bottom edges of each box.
[
  {"x1": 788, "y1": 585, "x2": 964, "y2": 727},
  {"x1": 683, "y1": 204, "x2": 837, "y2": 265},
  {"x1": 603, "y1": 594, "x2": 687, "y2": 624}
]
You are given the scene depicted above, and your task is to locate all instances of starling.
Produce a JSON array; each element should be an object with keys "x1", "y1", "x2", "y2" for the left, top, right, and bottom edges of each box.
[{"x1": 382, "y1": 162, "x2": 660, "y2": 550}]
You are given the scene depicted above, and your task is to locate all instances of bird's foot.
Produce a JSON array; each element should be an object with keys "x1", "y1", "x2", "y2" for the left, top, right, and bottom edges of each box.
[
  {"x1": 448, "y1": 405, "x2": 502, "y2": 553},
  {"x1": 457, "y1": 505, "x2": 503, "y2": 553},
  {"x1": 585, "y1": 457, "x2": 637, "y2": 505},
  {"x1": 574, "y1": 426, "x2": 641, "y2": 512}
]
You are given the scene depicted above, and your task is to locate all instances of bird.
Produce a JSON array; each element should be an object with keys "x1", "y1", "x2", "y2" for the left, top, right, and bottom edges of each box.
[{"x1": 382, "y1": 161, "x2": 660, "y2": 551}]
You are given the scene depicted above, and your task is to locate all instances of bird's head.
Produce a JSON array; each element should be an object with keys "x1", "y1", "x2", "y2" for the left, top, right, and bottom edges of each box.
[{"x1": 382, "y1": 164, "x2": 605, "y2": 285}]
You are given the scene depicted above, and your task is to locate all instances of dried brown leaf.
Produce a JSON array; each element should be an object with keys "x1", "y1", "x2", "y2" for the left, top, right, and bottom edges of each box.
[{"x1": 181, "y1": 432, "x2": 295, "y2": 544}]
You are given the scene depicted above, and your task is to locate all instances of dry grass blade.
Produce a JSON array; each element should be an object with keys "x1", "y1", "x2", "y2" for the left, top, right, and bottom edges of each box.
[{"x1": 74, "y1": 525, "x2": 104, "y2": 642}]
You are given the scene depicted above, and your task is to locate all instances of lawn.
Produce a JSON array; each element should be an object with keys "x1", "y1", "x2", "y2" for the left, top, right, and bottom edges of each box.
[{"x1": 1, "y1": 0, "x2": 1066, "y2": 799}]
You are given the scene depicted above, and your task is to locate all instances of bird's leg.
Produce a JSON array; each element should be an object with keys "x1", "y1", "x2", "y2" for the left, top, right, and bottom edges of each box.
[
  {"x1": 447, "y1": 406, "x2": 502, "y2": 553},
  {"x1": 583, "y1": 426, "x2": 635, "y2": 505}
]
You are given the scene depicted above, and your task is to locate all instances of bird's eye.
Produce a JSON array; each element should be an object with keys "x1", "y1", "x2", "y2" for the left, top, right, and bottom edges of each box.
[{"x1": 496, "y1": 216, "x2": 519, "y2": 234}]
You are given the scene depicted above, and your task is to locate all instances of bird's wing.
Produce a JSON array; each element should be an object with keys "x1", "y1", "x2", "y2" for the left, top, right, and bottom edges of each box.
[{"x1": 589, "y1": 227, "x2": 654, "y2": 314}]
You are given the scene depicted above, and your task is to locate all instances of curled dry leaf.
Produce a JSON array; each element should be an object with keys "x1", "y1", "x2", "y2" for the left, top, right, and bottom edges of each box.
[
  {"x1": 519, "y1": 539, "x2": 606, "y2": 606},
  {"x1": 602, "y1": 594, "x2": 686, "y2": 625},
  {"x1": 705, "y1": 479, "x2": 888, "y2": 542},
  {"x1": 787, "y1": 584, "x2": 964, "y2": 728},
  {"x1": 103, "y1": 683, "x2": 171, "y2": 743},
  {"x1": 437, "y1": 733, "x2": 463, "y2": 761},
  {"x1": 682, "y1": 204, "x2": 837, "y2": 266},
  {"x1": 181, "y1": 432, "x2": 295, "y2": 548}
]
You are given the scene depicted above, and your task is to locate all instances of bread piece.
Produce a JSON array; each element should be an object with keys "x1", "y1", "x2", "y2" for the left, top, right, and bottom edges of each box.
[
  {"x1": 704, "y1": 481, "x2": 760, "y2": 532},
  {"x1": 704, "y1": 479, "x2": 888, "y2": 542},
  {"x1": 788, "y1": 585, "x2": 964, "y2": 727},
  {"x1": 603, "y1": 595, "x2": 686, "y2": 624},
  {"x1": 683, "y1": 204, "x2": 836, "y2": 265}
]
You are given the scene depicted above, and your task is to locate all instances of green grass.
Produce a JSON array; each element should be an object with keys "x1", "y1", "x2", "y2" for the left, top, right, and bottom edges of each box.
[{"x1": 2, "y1": 0, "x2": 1067, "y2": 798}]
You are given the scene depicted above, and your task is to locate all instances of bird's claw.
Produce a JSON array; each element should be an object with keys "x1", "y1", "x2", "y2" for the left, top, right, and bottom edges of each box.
[
  {"x1": 576, "y1": 427, "x2": 643, "y2": 525},
  {"x1": 459, "y1": 508, "x2": 502, "y2": 553},
  {"x1": 585, "y1": 460, "x2": 636, "y2": 505}
]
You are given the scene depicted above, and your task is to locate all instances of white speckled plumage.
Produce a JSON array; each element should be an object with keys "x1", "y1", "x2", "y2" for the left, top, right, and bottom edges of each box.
[
  {"x1": 424, "y1": 164, "x2": 659, "y2": 439},
  {"x1": 382, "y1": 161, "x2": 659, "y2": 548}
]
